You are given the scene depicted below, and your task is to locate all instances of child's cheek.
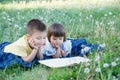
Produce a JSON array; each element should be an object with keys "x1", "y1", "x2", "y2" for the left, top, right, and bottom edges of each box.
[{"x1": 51, "y1": 42, "x2": 55, "y2": 47}]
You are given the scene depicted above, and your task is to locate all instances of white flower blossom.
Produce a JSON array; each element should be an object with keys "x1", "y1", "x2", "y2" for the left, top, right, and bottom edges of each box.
[
  {"x1": 95, "y1": 21, "x2": 99, "y2": 25},
  {"x1": 2, "y1": 16, "x2": 6, "y2": 19},
  {"x1": 14, "y1": 24, "x2": 19, "y2": 28},
  {"x1": 89, "y1": 14, "x2": 93, "y2": 18},
  {"x1": 104, "y1": 14, "x2": 108, "y2": 17},
  {"x1": 108, "y1": 12, "x2": 112, "y2": 15},
  {"x1": 111, "y1": 62, "x2": 117, "y2": 67},
  {"x1": 84, "y1": 68, "x2": 90, "y2": 74},
  {"x1": 85, "y1": 62, "x2": 90, "y2": 67},
  {"x1": 86, "y1": 16, "x2": 89, "y2": 19},
  {"x1": 113, "y1": 76, "x2": 119, "y2": 80},
  {"x1": 95, "y1": 67, "x2": 101, "y2": 72},
  {"x1": 115, "y1": 58, "x2": 119, "y2": 61},
  {"x1": 103, "y1": 63, "x2": 109, "y2": 68},
  {"x1": 95, "y1": 54, "x2": 100, "y2": 62}
]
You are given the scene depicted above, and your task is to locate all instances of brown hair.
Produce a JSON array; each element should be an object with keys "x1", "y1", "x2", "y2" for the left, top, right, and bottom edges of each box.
[
  {"x1": 26, "y1": 19, "x2": 46, "y2": 35},
  {"x1": 47, "y1": 23, "x2": 66, "y2": 42}
]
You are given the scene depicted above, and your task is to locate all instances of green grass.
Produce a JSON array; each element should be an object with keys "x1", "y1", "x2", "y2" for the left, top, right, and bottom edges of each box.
[{"x1": 0, "y1": 0, "x2": 120, "y2": 80}]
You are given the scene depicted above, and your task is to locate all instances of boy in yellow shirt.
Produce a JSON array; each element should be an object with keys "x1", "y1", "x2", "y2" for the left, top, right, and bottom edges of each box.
[{"x1": 3, "y1": 19, "x2": 46, "y2": 63}]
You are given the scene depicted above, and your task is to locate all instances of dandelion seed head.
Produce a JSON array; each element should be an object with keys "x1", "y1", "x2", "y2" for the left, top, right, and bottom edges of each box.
[
  {"x1": 17, "y1": 12, "x2": 20, "y2": 15},
  {"x1": 103, "y1": 63, "x2": 109, "y2": 68},
  {"x1": 104, "y1": 14, "x2": 108, "y2": 17},
  {"x1": 84, "y1": 68, "x2": 90, "y2": 74},
  {"x1": 2, "y1": 16, "x2": 6, "y2": 19},
  {"x1": 85, "y1": 62, "x2": 90, "y2": 67},
  {"x1": 95, "y1": 54, "x2": 100, "y2": 62},
  {"x1": 111, "y1": 62, "x2": 117, "y2": 67},
  {"x1": 95, "y1": 21, "x2": 99, "y2": 25},
  {"x1": 14, "y1": 24, "x2": 19, "y2": 28},
  {"x1": 108, "y1": 12, "x2": 112, "y2": 15},
  {"x1": 115, "y1": 58, "x2": 119, "y2": 61},
  {"x1": 7, "y1": 18, "x2": 11, "y2": 22},
  {"x1": 95, "y1": 67, "x2": 101, "y2": 72},
  {"x1": 113, "y1": 76, "x2": 118, "y2": 80},
  {"x1": 89, "y1": 14, "x2": 93, "y2": 18},
  {"x1": 86, "y1": 16, "x2": 89, "y2": 19}
]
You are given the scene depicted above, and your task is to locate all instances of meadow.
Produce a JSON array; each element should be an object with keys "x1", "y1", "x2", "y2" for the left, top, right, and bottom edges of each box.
[{"x1": 0, "y1": 0, "x2": 120, "y2": 80}]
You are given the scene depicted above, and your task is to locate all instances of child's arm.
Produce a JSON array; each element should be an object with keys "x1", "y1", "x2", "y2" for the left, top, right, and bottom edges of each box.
[
  {"x1": 22, "y1": 39, "x2": 39, "y2": 62},
  {"x1": 22, "y1": 48, "x2": 38, "y2": 62},
  {"x1": 37, "y1": 45, "x2": 44, "y2": 60},
  {"x1": 61, "y1": 50, "x2": 67, "y2": 57}
]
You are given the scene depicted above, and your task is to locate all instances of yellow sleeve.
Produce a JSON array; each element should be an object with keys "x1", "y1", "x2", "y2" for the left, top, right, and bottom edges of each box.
[
  {"x1": 14, "y1": 46, "x2": 28, "y2": 57},
  {"x1": 4, "y1": 45, "x2": 28, "y2": 57}
]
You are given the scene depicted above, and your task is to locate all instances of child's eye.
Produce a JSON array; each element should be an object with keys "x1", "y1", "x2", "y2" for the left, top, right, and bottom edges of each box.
[
  {"x1": 43, "y1": 37, "x2": 46, "y2": 39},
  {"x1": 59, "y1": 37, "x2": 63, "y2": 40},
  {"x1": 36, "y1": 37, "x2": 41, "y2": 40},
  {"x1": 53, "y1": 38, "x2": 57, "y2": 40}
]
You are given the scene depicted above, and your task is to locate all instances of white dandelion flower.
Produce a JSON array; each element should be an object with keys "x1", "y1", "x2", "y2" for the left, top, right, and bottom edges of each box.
[
  {"x1": 86, "y1": 16, "x2": 89, "y2": 19},
  {"x1": 95, "y1": 67, "x2": 101, "y2": 72},
  {"x1": 103, "y1": 63, "x2": 109, "y2": 68},
  {"x1": 111, "y1": 62, "x2": 117, "y2": 67},
  {"x1": 89, "y1": 14, "x2": 93, "y2": 18},
  {"x1": 17, "y1": 12, "x2": 20, "y2": 15},
  {"x1": 113, "y1": 76, "x2": 118, "y2": 80},
  {"x1": 85, "y1": 62, "x2": 90, "y2": 67},
  {"x1": 14, "y1": 24, "x2": 19, "y2": 28},
  {"x1": 95, "y1": 21, "x2": 99, "y2": 25},
  {"x1": 19, "y1": 27, "x2": 22, "y2": 30},
  {"x1": 7, "y1": 18, "x2": 11, "y2": 21},
  {"x1": 115, "y1": 58, "x2": 119, "y2": 61},
  {"x1": 108, "y1": 12, "x2": 112, "y2": 15},
  {"x1": 2, "y1": 16, "x2": 6, "y2": 19},
  {"x1": 84, "y1": 68, "x2": 90, "y2": 74},
  {"x1": 104, "y1": 14, "x2": 108, "y2": 17},
  {"x1": 79, "y1": 13, "x2": 81, "y2": 17},
  {"x1": 94, "y1": 54, "x2": 100, "y2": 62}
]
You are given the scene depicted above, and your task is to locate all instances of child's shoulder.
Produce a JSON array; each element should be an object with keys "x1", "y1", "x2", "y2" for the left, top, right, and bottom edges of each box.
[{"x1": 63, "y1": 40, "x2": 71, "y2": 44}]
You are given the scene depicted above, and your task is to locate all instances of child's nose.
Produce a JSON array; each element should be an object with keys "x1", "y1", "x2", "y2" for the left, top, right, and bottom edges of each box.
[
  {"x1": 40, "y1": 39, "x2": 45, "y2": 44},
  {"x1": 56, "y1": 40, "x2": 59, "y2": 44}
]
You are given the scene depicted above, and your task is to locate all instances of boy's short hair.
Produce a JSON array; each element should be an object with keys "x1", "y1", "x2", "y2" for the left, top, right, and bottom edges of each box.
[
  {"x1": 26, "y1": 19, "x2": 46, "y2": 35},
  {"x1": 47, "y1": 23, "x2": 66, "y2": 42}
]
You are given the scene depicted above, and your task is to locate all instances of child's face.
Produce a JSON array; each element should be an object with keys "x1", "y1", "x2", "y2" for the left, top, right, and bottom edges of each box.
[
  {"x1": 50, "y1": 35, "x2": 64, "y2": 48},
  {"x1": 27, "y1": 31, "x2": 46, "y2": 47}
]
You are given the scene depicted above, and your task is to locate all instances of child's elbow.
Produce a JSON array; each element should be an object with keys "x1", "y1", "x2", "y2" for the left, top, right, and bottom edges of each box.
[{"x1": 22, "y1": 57, "x2": 32, "y2": 62}]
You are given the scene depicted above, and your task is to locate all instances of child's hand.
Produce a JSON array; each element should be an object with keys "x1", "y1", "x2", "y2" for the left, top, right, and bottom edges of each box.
[
  {"x1": 39, "y1": 43, "x2": 46, "y2": 49},
  {"x1": 37, "y1": 43, "x2": 46, "y2": 60},
  {"x1": 51, "y1": 43, "x2": 60, "y2": 49},
  {"x1": 61, "y1": 50, "x2": 67, "y2": 57},
  {"x1": 28, "y1": 38, "x2": 39, "y2": 50},
  {"x1": 55, "y1": 44, "x2": 60, "y2": 49}
]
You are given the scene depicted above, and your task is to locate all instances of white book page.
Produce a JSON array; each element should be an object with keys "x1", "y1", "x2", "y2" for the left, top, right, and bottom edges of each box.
[{"x1": 39, "y1": 56, "x2": 90, "y2": 68}]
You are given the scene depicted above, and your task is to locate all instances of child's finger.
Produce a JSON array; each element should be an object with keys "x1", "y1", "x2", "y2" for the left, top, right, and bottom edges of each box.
[{"x1": 29, "y1": 38, "x2": 33, "y2": 44}]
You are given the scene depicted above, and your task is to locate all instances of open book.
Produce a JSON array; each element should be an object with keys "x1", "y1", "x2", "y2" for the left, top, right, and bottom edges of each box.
[{"x1": 39, "y1": 56, "x2": 90, "y2": 68}]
